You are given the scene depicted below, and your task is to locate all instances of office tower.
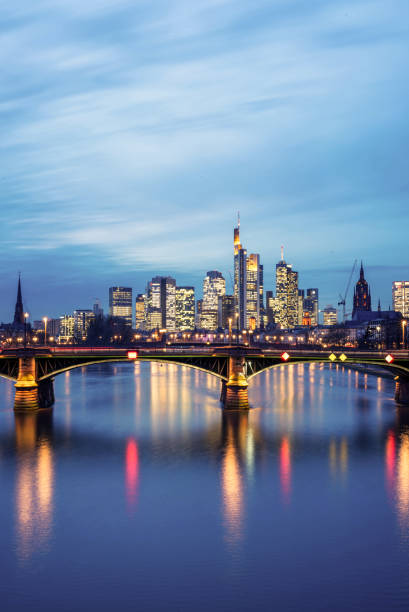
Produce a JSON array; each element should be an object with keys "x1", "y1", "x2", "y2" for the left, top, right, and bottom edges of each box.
[
  {"x1": 275, "y1": 247, "x2": 298, "y2": 329},
  {"x1": 298, "y1": 289, "x2": 305, "y2": 325},
  {"x1": 306, "y1": 289, "x2": 319, "y2": 326},
  {"x1": 203, "y1": 271, "x2": 226, "y2": 310},
  {"x1": 246, "y1": 254, "x2": 260, "y2": 329},
  {"x1": 392, "y1": 281, "x2": 409, "y2": 317},
  {"x1": 135, "y1": 294, "x2": 146, "y2": 330},
  {"x1": 259, "y1": 264, "x2": 265, "y2": 329},
  {"x1": 323, "y1": 305, "x2": 338, "y2": 326},
  {"x1": 352, "y1": 262, "x2": 371, "y2": 317},
  {"x1": 47, "y1": 318, "x2": 61, "y2": 338},
  {"x1": 59, "y1": 315, "x2": 74, "y2": 342},
  {"x1": 199, "y1": 310, "x2": 218, "y2": 331},
  {"x1": 176, "y1": 286, "x2": 195, "y2": 331},
  {"x1": 73, "y1": 309, "x2": 95, "y2": 341},
  {"x1": 218, "y1": 294, "x2": 235, "y2": 329},
  {"x1": 234, "y1": 217, "x2": 247, "y2": 330},
  {"x1": 109, "y1": 287, "x2": 133, "y2": 327},
  {"x1": 93, "y1": 299, "x2": 104, "y2": 317},
  {"x1": 145, "y1": 276, "x2": 176, "y2": 331}
]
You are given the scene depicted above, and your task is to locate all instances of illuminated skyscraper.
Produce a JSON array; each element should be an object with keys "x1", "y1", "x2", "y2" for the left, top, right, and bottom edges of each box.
[
  {"x1": 352, "y1": 262, "x2": 371, "y2": 318},
  {"x1": 234, "y1": 217, "x2": 247, "y2": 330},
  {"x1": 203, "y1": 271, "x2": 226, "y2": 311},
  {"x1": 218, "y1": 295, "x2": 235, "y2": 329},
  {"x1": 109, "y1": 287, "x2": 133, "y2": 327},
  {"x1": 246, "y1": 254, "x2": 260, "y2": 329},
  {"x1": 302, "y1": 288, "x2": 319, "y2": 326},
  {"x1": 135, "y1": 294, "x2": 146, "y2": 330},
  {"x1": 298, "y1": 290, "x2": 305, "y2": 325},
  {"x1": 176, "y1": 286, "x2": 195, "y2": 331},
  {"x1": 393, "y1": 281, "x2": 409, "y2": 317},
  {"x1": 145, "y1": 276, "x2": 176, "y2": 331},
  {"x1": 59, "y1": 315, "x2": 74, "y2": 342},
  {"x1": 275, "y1": 247, "x2": 298, "y2": 329}
]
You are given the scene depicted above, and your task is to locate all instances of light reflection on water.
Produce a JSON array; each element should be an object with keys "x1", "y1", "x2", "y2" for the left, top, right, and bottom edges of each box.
[{"x1": 1, "y1": 363, "x2": 409, "y2": 610}]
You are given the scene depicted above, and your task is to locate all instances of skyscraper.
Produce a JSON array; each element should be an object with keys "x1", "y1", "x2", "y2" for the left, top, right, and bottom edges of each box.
[
  {"x1": 135, "y1": 294, "x2": 146, "y2": 330},
  {"x1": 393, "y1": 281, "x2": 409, "y2": 317},
  {"x1": 203, "y1": 271, "x2": 226, "y2": 311},
  {"x1": 109, "y1": 287, "x2": 133, "y2": 327},
  {"x1": 145, "y1": 276, "x2": 176, "y2": 331},
  {"x1": 218, "y1": 294, "x2": 235, "y2": 329},
  {"x1": 304, "y1": 288, "x2": 319, "y2": 326},
  {"x1": 176, "y1": 286, "x2": 195, "y2": 331},
  {"x1": 352, "y1": 262, "x2": 371, "y2": 318},
  {"x1": 298, "y1": 289, "x2": 305, "y2": 325},
  {"x1": 246, "y1": 253, "x2": 260, "y2": 329},
  {"x1": 275, "y1": 247, "x2": 299, "y2": 329},
  {"x1": 73, "y1": 309, "x2": 95, "y2": 341},
  {"x1": 234, "y1": 217, "x2": 247, "y2": 330},
  {"x1": 323, "y1": 305, "x2": 337, "y2": 326}
]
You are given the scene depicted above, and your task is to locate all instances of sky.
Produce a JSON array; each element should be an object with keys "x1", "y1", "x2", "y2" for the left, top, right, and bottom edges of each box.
[{"x1": 1, "y1": 0, "x2": 409, "y2": 321}]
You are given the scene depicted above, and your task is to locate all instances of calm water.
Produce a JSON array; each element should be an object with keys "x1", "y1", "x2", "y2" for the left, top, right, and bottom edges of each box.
[{"x1": 1, "y1": 362, "x2": 409, "y2": 611}]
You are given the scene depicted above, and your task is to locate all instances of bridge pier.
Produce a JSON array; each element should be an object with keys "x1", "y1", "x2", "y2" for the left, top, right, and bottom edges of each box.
[
  {"x1": 395, "y1": 376, "x2": 409, "y2": 405},
  {"x1": 14, "y1": 355, "x2": 39, "y2": 411},
  {"x1": 14, "y1": 354, "x2": 55, "y2": 411},
  {"x1": 222, "y1": 354, "x2": 249, "y2": 410}
]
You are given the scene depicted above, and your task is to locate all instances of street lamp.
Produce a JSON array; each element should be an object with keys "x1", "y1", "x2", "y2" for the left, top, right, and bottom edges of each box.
[
  {"x1": 43, "y1": 316, "x2": 48, "y2": 345},
  {"x1": 228, "y1": 318, "x2": 232, "y2": 343},
  {"x1": 402, "y1": 320, "x2": 407, "y2": 349}
]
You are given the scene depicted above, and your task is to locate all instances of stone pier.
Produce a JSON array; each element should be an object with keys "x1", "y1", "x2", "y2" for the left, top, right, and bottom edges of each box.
[
  {"x1": 14, "y1": 352, "x2": 54, "y2": 411},
  {"x1": 222, "y1": 353, "x2": 249, "y2": 410}
]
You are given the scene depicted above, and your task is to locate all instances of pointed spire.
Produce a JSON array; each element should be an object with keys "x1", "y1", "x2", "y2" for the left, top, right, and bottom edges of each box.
[
  {"x1": 281, "y1": 245, "x2": 284, "y2": 261},
  {"x1": 360, "y1": 260, "x2": 364, "y2": 280},
  {"x1": 13, "y1": 274, "x2": 24, "y2": 326},
  {"x1": 378, "y1": 298, "x2": 381, "y2": 312}
]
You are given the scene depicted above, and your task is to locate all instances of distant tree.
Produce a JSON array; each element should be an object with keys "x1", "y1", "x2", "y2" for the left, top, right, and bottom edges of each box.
[{"x1": 85, "y1": 315, "x2": 134, "y2": 345}]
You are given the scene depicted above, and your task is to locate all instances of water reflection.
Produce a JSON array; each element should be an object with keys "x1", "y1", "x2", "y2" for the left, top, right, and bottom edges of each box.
[
  {"x1": 279, "y1": 436, "x2": 291, "y2": 503},
  {"x1": 125, "y1": 438, "x2": 139, "y2": 513},
  {"x1": 14, "y1": 411, "x2": 54, "y2": 562}
]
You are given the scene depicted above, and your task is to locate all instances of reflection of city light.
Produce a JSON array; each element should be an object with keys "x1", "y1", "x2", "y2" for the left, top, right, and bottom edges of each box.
[
  {"x1": 125, "y1": 438, "x2": 139, "y2": 512},
  {"x1": 385, "y1": 431, "x2": 396, "y2": 499},
  {"x1": 280, "y1": 437, "x2": 291, "y2": 504},
  {"x1": 397, "y1": 433, "x2": 409, "y2": 526},
  {"x1": 221, "y1": 425, "x2": 243, "y2": 545}
]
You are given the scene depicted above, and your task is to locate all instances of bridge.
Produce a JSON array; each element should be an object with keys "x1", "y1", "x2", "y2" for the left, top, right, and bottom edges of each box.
[{"x1": 1, "y1": 344, "x2": 409, "y2": 411}]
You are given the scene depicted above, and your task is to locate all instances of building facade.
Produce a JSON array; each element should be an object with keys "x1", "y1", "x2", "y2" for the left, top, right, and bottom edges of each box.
[
  {"x1": 145, "y1": 276, "x2": 176, "y2": 331},
  {"x1": 393, "y1": 281, "x2": 409, "y2": 317},
  {"x1": 135, "y1": 294, "x2": 146, "y2": 330},
  {"x1": 234, "y1": 221, "x2": 247, "y2": 330},
  {"x1": 352, "y1": 263, "x2": 371, "y2": 318},
  {"x1": 275, "y1": 248, "x2": 299, "y2": 329},
  {"x1": 109, "y1": 287, "x2": 133, "y2": 327},
  {"x1": 246, "y1": 253, "x2": 260, "y2": 329},
  {"x1": 176, "y1": 286, "x2": 195, "y2": 331},
  {"x1": 73, "y1": 310, "x2": 95, "y2": 341},
  {"x1": 323, "y1": 305, "x2": 337, "y2": 326}
]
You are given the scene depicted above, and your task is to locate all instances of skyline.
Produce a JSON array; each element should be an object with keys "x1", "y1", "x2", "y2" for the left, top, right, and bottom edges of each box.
[{"x1": 2, "y1": 1, "x2": 409, "y2": 319}]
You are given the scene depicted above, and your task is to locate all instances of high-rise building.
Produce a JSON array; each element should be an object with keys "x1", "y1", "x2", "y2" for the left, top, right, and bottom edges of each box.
[
  {"x1": 203, "y1": 271, "x2": 226, "y2": 311},
  {"x1": 352, "y1": 262, "x2": 371, "y2": 318},
  {"x1": 259, "y1": 264, "x2": 265, "y2": 329},
  {"x1": 145, "y1": 276, "x2": 176, "y2": 331},
  {"x1": 393, "y1": 281, "x2": 409, "y2": 317},
  {"x1": 298, "y1": 289, "x2": 305, "y2": 325},
  {"x1": 109, "y1": 287, "x2": 133, "y2": 327},
  {"x1": 323, "y1": 305, "x2": 337, "y2": 326},
  {"x1": 59, "y1": 315, "x2": 74, "y2": 342},
  {"x1": 73, "y1": 309, "x2": 95, "y2": 341},
  {"x1": 176, "y1": 286, "x2": 195, "y2": 331},
  {"x1": 218, "y1": 295, "x2": 235, "y2": 329},
  {"x1": 135, "y1": 294, "x2": 146, "y2": 330},
  {"x1": 304, "y1": 288, "x2": 319, "y2": 327},
  {"x1": 234, "y1": 218, "x2": 247, "y2": 330},
  {"x1": 246, "y1": 254, "x2": 261, "y2": 329},
  {"x1": 275, "y1": 247, "x2": 298, "y2": 329},
  {"x1": 199, "y1": 310, "x2": 218, "y2": 331}
]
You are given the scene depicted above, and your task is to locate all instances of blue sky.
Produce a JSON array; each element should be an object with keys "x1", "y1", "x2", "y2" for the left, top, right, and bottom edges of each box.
[{"x1": 1, "y1": 0, "x2": 409, "y2": 321}]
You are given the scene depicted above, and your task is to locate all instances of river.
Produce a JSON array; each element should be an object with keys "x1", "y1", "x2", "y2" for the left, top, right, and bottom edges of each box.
[{"x1": 1, "y1": 362, "x2": 409, "y2": 611}]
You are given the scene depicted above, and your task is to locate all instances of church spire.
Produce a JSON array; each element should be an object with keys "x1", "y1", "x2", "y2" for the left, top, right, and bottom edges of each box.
[
  {"x1": 13, "y1": 274, "x2": 24, "y2": 326},
  {"x1": 360, "y1": 260, "x2": 364, "y2": 280}
]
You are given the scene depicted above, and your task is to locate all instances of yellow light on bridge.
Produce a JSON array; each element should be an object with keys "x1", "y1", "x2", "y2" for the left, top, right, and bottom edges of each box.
[
  {"x1": 340, "y1": 354, "x2": 347, "y2": 362},
  {"x1": 385, "y1": 354, "x2": 394, "y2": 364},
  {"x1": 329, "y1": 353, "x2": 337, "y2": 362}
]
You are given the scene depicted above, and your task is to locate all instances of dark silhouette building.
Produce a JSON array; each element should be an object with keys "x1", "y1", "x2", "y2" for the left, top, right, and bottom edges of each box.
[
  {"x1": 13, "y1": 276, "x2": 25, "y2": 329},
  {"x1": 352, "y1": 262, "x2": 371, "y2": 319}
]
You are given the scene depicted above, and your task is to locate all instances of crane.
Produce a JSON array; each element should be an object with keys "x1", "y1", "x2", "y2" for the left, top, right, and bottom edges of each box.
[{"x1": 338, "y1": 259, "x2": 357, "y2": 324}]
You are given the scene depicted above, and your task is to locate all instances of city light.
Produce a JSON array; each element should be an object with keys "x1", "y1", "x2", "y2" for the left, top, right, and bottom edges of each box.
[
  {"x1": 127, "y1": 351, "x2": 138, "y2": 359},
  {"x1": 385, "y1": 354, "x2": 394, "y2": 364},
  {"x1": 281, "y1": 352, "x2": 290, "y2": 361}
]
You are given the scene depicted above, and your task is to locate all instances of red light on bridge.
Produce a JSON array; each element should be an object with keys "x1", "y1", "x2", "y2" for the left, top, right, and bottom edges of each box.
[
  {"x1": 127, "y1": 351, "x2": 138, "y2": 360},
  {"x1": 385, "y1": 354, "x2": 394, "y2": 364},
  {"x1": 281, "y1": 352, "x2": 290, "y2": 362}
]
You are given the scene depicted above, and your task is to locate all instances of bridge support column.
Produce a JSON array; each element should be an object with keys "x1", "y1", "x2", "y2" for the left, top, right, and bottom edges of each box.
[
  {"x1": 395, "y1": 377, "x2": 409, "y2": 405},
  {"x1": 14, "y1": 355, "x2": 39, "y2": 411},
  {"x1": 222, "y1": 355, "x2": 249, "y2": 410}
]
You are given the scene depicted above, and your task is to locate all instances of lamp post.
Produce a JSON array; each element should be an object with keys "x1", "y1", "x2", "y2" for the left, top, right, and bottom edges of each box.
[
  {"x1": 228, "y1": 318, "x2": 232, "y2": 344},
  {"x1": 43, "y1": 316, "x2": 48, "y2": 346},
  {"x1": 235, "y1": 313, "x2": 239, "y2": 344},
  {"x1": 403, "y1": 320, "x2": 407, "y2": 349},
  {"x1": 24, "y1": 312, "x2": 29, "y2": 348}
]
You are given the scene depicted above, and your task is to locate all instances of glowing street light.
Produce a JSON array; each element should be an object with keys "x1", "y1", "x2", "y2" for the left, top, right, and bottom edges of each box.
[
  {"x1": 24, "y1": 312, "x2": 29, "y2": 348},
  {"x1": 43, "y1": 316, "x2": 48, "y2": 345}
]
